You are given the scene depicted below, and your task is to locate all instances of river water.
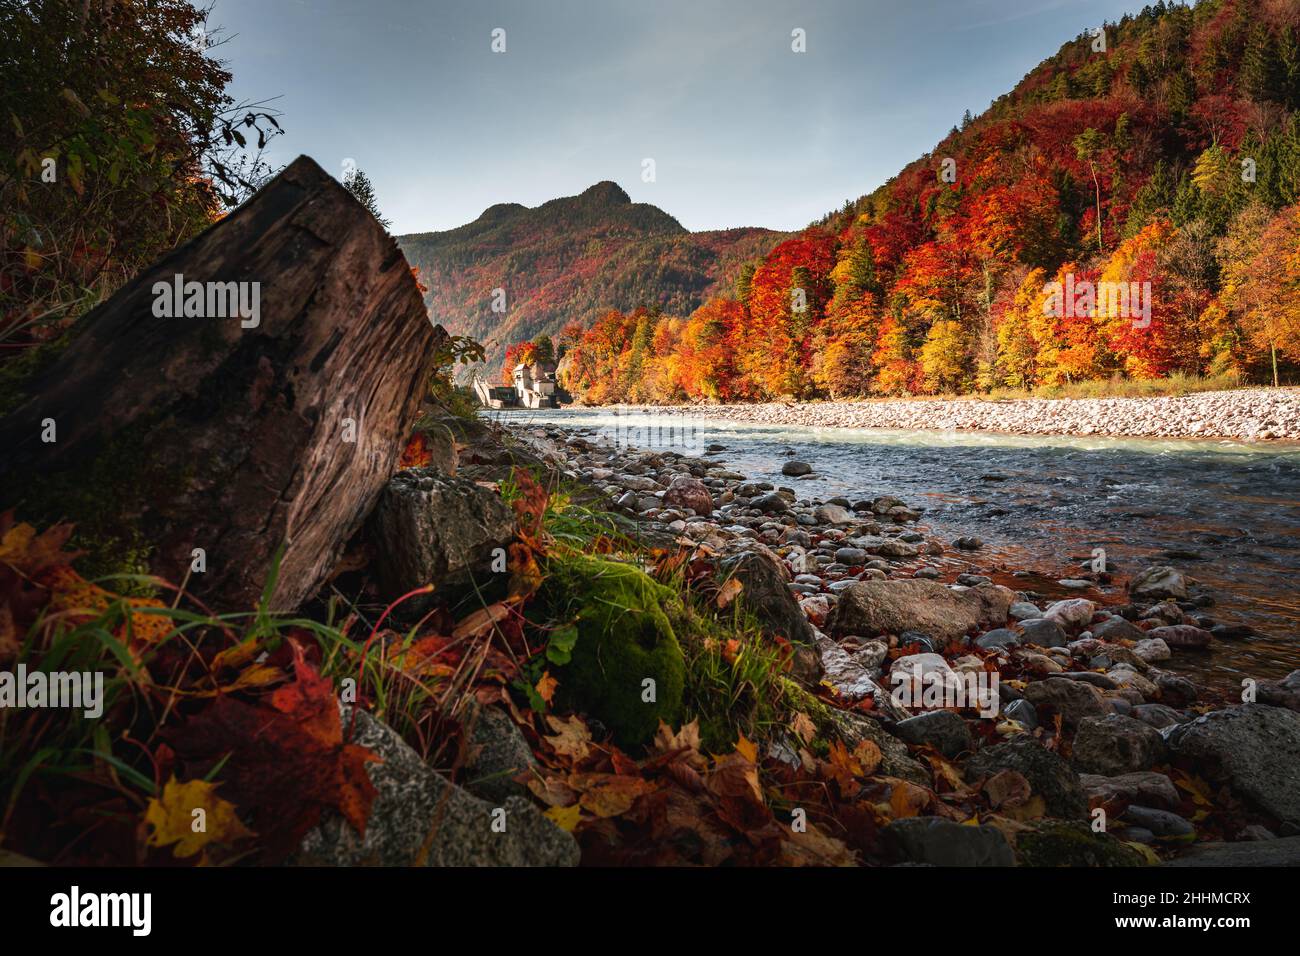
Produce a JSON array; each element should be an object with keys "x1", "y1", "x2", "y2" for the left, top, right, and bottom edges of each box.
[{"x1": 492, "y1": 407, "x2": 1300, "y2": 696}]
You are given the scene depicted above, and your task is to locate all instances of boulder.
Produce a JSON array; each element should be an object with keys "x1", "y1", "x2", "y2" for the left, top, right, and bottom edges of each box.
[
  {"x1": 1071, "y1": 714, "x2": 1167, "y2": 776},
  {"x1": 781, "y1": 460, "x2": 812, "y2": 476},
  {"x1": 1166, "y1": 836, "x2": 1300, "y2": 867},
  {"x1": 717, "y1": 546, "x2": 816, "y2": 645},
  {"x1": 543, "y1": 554, "x2": 685, "y2": 747},
  {"x1": 0, "y1": 156, "x2": 444, "y2": 612},
  {"x1": 1021, "y1": 677, "x2": 1108, "y2": 726},
  {"x1": 884, "y1": 817, "x2": 1013, "y2": 867},
  {"x1": 369, "y1": 468, "x2": 516, "y2": 613},
  {"x1": 828, "y1": 579, "x2": 1013, "y2": 643},
  {"x1": 892, "y1": 710, "x2": 973, "y2": 758},
  {"x1": 965, "y1": 736, "x2": 1088, "y2": 819},
  {"x1": 1079, "y1": 771, "x2": 1181, "y2": 809},
  {"x1": 463, "y1": 705, "x2": 536, "y2": 803},
  {"x1": 1013, "y1": 820, "x2": 1144, "y2": 866},
  {"x1": 297, "y1": 707, "x2": 578, "y2": 866},
  {"x1": 1165, "y1": 704, "x2": 1300, "y2": 830}
]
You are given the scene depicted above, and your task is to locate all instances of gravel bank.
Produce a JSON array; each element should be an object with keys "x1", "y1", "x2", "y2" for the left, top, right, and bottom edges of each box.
[{"x1": 601, "y1": 388, "x2": 1300, "y2": 441}]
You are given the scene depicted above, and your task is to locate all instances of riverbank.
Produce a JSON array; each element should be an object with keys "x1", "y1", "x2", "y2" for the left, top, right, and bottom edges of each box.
[
  {"x1": 509, "y1": 419, "x2": 1300, "y2": 861},
  {"x1": 577, "y1": 387, "x2": 1300, "y2": 441}
]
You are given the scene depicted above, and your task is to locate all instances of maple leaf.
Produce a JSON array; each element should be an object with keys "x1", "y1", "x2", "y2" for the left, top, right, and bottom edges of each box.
[
  {"x1": 983, "y1": 769, "x2": 1032, "y2": 809},
  {"x1": 715, "y1": 577, "x2": 743, "y2": 609},
  {"x1": 167, "y1": 647, "x2": 380, "y2": 861},
  {"x1": 508, "y1": 469, "x2": 548, "y2": 545},
  {"x1": 398, "y1": 432, "x2": 433, "y2": 470},
  {"x1": 888, "y1": 780, "x2": 932, "y2": 819},
  {"x1": 534, "y1": 670, "x2": 558, "y2": 705},
  {"x1": 790, "y1": 712, "x2": 817, "y2": 746},
  {"x1": 144, "y1": 776, "x2": 255, "y2": 863},
  {"x1": 0, "y1": 515, "x2": 81, "y2": 576},
  {"x1": 38, "y1": 564, "x2": 172, "y2": 650},
  {"x1": 544, "y1": 803, "x2": 583, "y2": 832},
  {"x1": 853, "y1": 739, "x2": 883, "y2": 775},
  {"x1": 572, "y1": 773, "x2": 654, "y2": 818},
  {"x1": 544, "y1": 713, "x2": 591, "y2": 761}
]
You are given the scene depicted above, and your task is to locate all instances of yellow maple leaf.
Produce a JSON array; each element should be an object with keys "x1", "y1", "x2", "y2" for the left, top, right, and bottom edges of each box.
[
  {"x1": 144, "y1": 776, "x2": 254, "y2": 862},
  {"x1": 544, "y1": 804, "x2": 583, "y2": 832}
]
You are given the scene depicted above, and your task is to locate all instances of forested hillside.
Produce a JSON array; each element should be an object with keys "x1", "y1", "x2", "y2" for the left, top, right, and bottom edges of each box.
[
  {"x1": 557, "y1": 0, "x2": 1300, "y2": 404},
  {"x1": 397, "y1": 182, "x2": 784, "y2": 372}
]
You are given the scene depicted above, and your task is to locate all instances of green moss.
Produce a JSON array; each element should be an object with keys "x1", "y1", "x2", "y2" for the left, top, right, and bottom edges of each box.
[
  {"x1": 543, "y1": 553, "x2": 685, "y2": 748},
  {"x1": 1015, "y1": 821, "x2": 1146, "y2": 867},
  {"x1": 0, "y1": 331, "x2": 77, "y2": 418},
  {"x1": 675, "y1": 599, "x2": 785, "y2": 753}
]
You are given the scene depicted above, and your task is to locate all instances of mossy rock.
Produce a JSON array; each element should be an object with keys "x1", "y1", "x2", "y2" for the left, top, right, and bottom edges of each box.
[
  {"x1": 1015, "y1": 820, "x2": 1145, "y2": 867},
  {"x1": 544, "y1": 554, "x2": 685, "y2": 748}
]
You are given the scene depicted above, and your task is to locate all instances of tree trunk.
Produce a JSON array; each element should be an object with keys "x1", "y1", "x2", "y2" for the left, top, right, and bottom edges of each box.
[{"x1": 0, "y1": 155, "x2": 445, "y2": 612}]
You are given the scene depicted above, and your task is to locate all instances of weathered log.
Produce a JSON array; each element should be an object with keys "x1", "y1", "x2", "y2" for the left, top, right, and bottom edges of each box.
[{"x1": 0, "y1": 155, "x2": 445, "y2": 611}]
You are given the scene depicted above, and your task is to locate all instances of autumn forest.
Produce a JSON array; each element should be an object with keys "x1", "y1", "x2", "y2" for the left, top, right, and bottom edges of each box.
[{"x1": 495, "y1": 1, "x2": 1300, "y2": 405}]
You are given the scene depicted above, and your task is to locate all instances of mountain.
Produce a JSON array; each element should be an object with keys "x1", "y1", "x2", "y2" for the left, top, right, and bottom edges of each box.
[
  {"x1": 396, "y1": 182, "x2": 785, "y2": 373},
  {"x1": 561, "y1": 0, "x2": 1300, "y2": 404}
]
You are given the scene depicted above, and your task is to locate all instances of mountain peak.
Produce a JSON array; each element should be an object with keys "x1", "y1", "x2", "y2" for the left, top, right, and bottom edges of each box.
[{"x1": 578, "y1": 180, "x2": 631, "y2": 205}]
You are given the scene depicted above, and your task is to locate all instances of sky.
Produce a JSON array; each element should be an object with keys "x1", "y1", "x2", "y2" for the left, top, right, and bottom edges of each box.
[{"x1": 210, "y1": 0, "x2": 1147, "y2": 235}]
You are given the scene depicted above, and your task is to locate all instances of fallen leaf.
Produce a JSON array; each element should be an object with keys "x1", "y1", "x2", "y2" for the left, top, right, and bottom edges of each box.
[{"x1": 144, "y1": 776, "x2": 254, "y2": 862}]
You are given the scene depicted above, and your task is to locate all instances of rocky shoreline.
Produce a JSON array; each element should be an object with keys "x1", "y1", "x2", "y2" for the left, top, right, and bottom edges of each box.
[
  {"x1": 514, "y1": 420, "x2": 1300, "y2": 864},
  {"x1": 583, "y1": 387, "x2": 1300, "y2": 442}
]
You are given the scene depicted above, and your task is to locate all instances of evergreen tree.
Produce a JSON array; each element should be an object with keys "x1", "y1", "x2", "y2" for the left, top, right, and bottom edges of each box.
[
  {"x1": 343, "y1": 169, "x2": 391, "y2": 230},
  {"x1": 1242, "y1": 25, "x2": 1281, "y2": 103}
]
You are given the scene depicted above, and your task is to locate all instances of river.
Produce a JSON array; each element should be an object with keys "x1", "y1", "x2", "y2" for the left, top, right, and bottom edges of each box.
[{"x1": 491, "y1": 407, "x2": 1300, "y2": 697}]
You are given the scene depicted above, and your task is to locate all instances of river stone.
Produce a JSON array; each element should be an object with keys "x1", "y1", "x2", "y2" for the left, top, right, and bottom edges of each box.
[
  {"x1": 1091, "y1": 615, "x2": 1146, "y2": 642},
  {"x1": 662, "y1": 475, "x2": 713, "y2": 515},
  {"x1": 975, "y1": 627, "x2": 1021, "y2": 650},
  {"x1": 781, "y1": 460, "x2": 812, "y2": 476},
  {"x1": 717, "y1": 546, "x2": 816, "y2": 646},
  {"x1": 1122, "y1": 805, "x2": 1193, "y2": 838},
  {"x1": 369, "y1": 468, "x2": 516, "y2": 614},
  {"x1": 815, "y1": 504, "x2": 855, "y2": 525},
  {"x1": 1009, "y1": 601, "x2": 1041, "y2": 621},
  {"x1": 1166, "y1": 836, "x2": 1300, "y2": 867},
  {"x1": 1071, "y1": 714, "x2": 1167, "y2": 776},
  {"x1": 1147, "y1": 624, "x2": 1212, "y2": 650},
  {"x1": 1151, "y1": 670, "x2": 1198, "y2": 705},
  {"x1": 1130, "y1": 566, "x2": 1188, "y2": 600},
  {"x1": 1132, "y1": 703, "x2": 1187, "y2": 729},
  {"x1": 1259, "y1": 670, "x2": 1300, "y2": 712},
  {"x1": 965, "y1": 736, "x2": 1088, "y2": 819},
  {"x1": 1003, "y1": 698, "x2": 1039, "y2": 729},
  {"x1": 297, "y1": 706, "x2": 579, "y2": 867},
  {"x1": 1165, "y1": 703, "x2": 1300, "y2": 830},
  {"x1": 892, "y1": 710, "x2": 973, "y2": 758},
  {"x1": 884, "y1": 817, "x2": 1013, "y2": 867},
  {"x1": 1019, "y1": 617, "x2": 1068, "y2": 648},
  {"x1": 1042, "y1": 598, "x2": 1095, "y2": 630},
  {"x1": 1079, "y1": 771, "x2": 1181, "y2": 809},
  {"x1": 463, "y1": 704, "x2": 536, "y2": 803},
  {"x1": 828, "y1": 579, "x2": 1013, "y2": 643},
  {"x1": 1134, "y1": 638, "x2": 1171, "y2": 662},
  {"x1": 1021, "y1": 677, "x2": 1107, "y2": 726},
  {"x1": 752, "y1": 492, "x2": 789, "y2": 514}
]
